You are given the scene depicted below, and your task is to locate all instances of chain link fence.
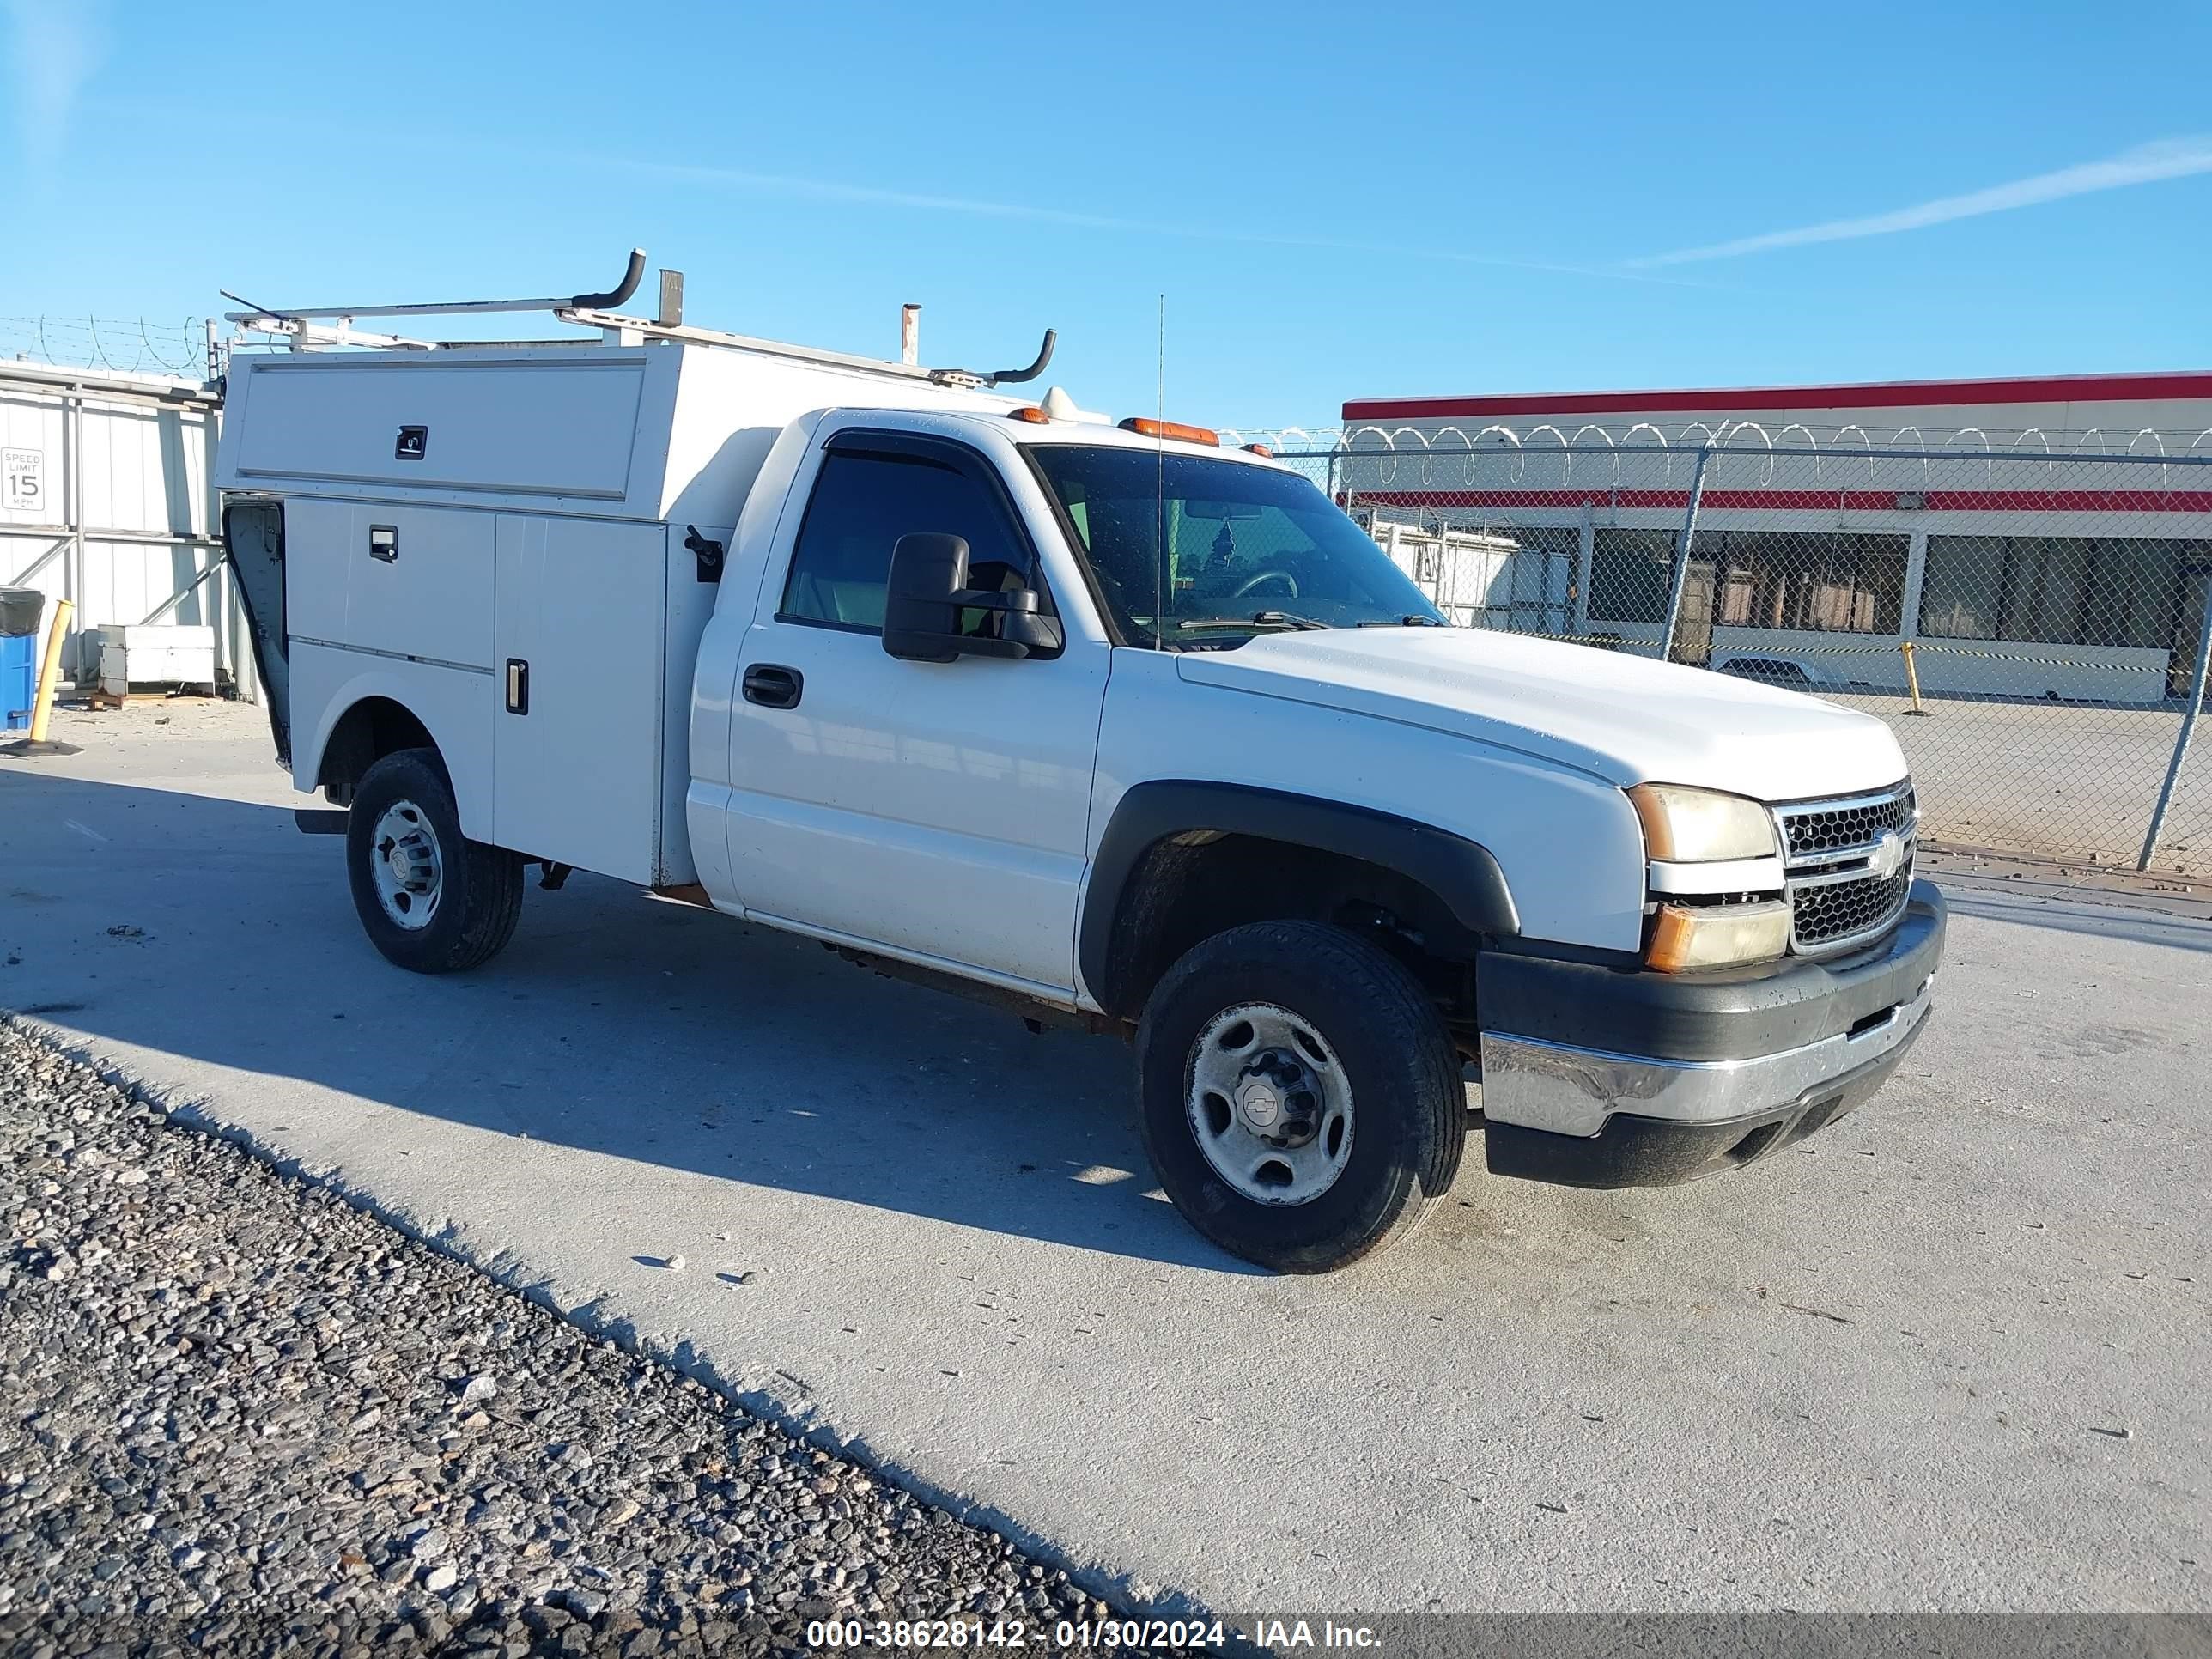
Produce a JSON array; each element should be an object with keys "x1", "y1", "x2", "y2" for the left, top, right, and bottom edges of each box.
[{"x1": 1261, "y1": 438, "x2": 2212, "y2": 878}]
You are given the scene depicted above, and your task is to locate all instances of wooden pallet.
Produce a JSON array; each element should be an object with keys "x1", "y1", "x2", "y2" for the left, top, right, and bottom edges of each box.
[{"x1": 85, "y1": 684, "x2": 222, "y2": 710}]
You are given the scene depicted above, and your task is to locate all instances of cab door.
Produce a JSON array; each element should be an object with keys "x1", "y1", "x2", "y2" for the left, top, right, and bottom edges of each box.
[{"x1": 720, "y1": 425, "x2": 1109, "y2": 996}]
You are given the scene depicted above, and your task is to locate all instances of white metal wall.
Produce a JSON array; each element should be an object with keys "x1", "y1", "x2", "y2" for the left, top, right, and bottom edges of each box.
[{"x1": 0, "y1": 361, "x2": 254, "y2": 700}]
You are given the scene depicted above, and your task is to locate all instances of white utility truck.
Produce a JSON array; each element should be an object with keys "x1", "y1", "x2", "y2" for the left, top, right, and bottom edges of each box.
[{"x1": 214, "y1": 252, "x2": 1943, "y2": 1273}]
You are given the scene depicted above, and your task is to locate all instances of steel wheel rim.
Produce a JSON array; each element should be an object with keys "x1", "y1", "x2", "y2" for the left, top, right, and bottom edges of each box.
[
  {"x1": 370, "y1": 799, "x2": 443, "y2": 931},
  {"x1": 1186, "y1": 1001, "x2": 1354, "y2": 1206}
]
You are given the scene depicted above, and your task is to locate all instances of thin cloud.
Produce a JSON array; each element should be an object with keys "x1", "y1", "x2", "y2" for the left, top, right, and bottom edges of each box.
[
  {"x1": 3, "y1": 0, "x2": 107, "y2": 181},
  {"x1": 621, "y1": 155, "x2": 1156, "y2": 234},
  {"x1": 89, "y1": 96, "x2": 1735, "y2": 293},
  {"x1": 618, "y1": 154, "x2": 1729, "y2": 290},
  {"x1": 1633, "y1": 137, "x2": 2212, "y2": 266}
]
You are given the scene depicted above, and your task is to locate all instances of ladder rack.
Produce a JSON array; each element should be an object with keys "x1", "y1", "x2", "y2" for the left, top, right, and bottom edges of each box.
[{"x1": 222, "y1": 246, "x2": 1056, "y2": 390}]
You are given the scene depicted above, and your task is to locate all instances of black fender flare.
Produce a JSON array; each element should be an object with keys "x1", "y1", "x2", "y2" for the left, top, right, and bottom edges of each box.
[{"x1": 1077, "y1": 780, "x2": 1521, "y2": 1015}]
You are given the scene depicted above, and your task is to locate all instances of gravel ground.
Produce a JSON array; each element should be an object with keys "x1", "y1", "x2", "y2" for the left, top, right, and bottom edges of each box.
[{"x1": 0, "y1": 1018, "x2": 1113, "y2": 1656}]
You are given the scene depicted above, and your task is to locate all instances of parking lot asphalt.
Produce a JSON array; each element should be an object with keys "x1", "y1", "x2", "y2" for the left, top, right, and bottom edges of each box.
[{"x1": 3, "y1": 702, "x2": 2206, "y2": 1618}]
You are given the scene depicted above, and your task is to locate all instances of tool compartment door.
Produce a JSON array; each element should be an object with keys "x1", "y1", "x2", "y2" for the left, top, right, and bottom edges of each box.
[
  {"x1": 492, "y1": 516, "x2": 667, "y2": 883},
  {"x1": 284, "y1": 498, "x2": 495, "y2": 671}
]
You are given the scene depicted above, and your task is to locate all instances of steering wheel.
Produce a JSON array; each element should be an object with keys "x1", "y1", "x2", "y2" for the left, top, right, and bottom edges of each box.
[{"x1": 1232, "y1": 568, "x2": 1300, "y2": 599}]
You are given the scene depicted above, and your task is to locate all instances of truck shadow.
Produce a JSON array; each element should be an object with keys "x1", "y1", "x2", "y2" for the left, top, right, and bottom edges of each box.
[{"x1": 0, "y1": 768, "x2": 1259, "y2": 1276}]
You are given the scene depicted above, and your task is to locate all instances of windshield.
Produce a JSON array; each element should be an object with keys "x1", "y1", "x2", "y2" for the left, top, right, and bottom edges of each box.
[{"x1": 1027, "y1": 445, "x2": 1444, "y2": 646}]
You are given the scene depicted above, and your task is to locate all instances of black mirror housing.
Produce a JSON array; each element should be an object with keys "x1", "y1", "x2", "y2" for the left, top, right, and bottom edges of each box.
[
  {"x1": 883, "y1": 532, "x2": 1060, "y2": 662},
  {"x1": 883, "y1": 533, "x2": 970, "y2": 662}
]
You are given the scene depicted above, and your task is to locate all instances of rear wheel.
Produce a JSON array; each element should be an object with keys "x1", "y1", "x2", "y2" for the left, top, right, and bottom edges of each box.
[
  {"x1": 1136, "y1": 920, "x2": 1465, "y2": 1273},
  {"x1": 345, "y1": 748, "x2": 523, "y2": 974}
]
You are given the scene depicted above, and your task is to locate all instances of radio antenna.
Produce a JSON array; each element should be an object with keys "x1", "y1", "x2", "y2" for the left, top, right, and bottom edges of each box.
[{"x1": 1153, "y1": 294, "x2": 1167, "y2": 651}]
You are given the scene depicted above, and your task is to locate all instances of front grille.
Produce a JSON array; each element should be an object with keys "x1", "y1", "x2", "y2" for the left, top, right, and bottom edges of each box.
[
  {"x1": 1774, "y1": 781, "x2": 1917, "y2": 955},
  {"x1": 1782, "y1": 787, "x2": 1916, "y2": 859},
  {"x1": 1790, "y1": 867, "x2": 1913, "y2": 948}
]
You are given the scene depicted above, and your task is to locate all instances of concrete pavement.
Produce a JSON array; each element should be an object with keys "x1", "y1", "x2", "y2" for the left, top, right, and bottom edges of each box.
[{"x1": 3, "y1": 701, "x2": 2205, "y2": 1617}]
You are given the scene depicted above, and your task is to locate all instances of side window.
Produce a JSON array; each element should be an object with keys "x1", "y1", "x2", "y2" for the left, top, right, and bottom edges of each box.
[{"x1": 779, "y1": 446, "x2": 1043, "y2": 633}]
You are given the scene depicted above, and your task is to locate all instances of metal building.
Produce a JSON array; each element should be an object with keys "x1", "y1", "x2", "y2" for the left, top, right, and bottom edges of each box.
[
  {"x1": 1332, "y1": 370, "x2": 2212, "y2": 707},
  {"x1": 0, "y1": 358, "x2": 254, "y2": 699}
]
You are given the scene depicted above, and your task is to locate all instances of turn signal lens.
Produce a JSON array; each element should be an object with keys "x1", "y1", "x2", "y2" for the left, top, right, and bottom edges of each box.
[
  {"x1": 1007, "y1": 406, "x2": 1052, "y2": 424},
  {"x1": 1646, "y1": 901, "x2": 1792, "y2": 973},
  {"x1": 1118, "y1": 416, "x2": 1220, "y2": 447},
  {"x1": 1628, "y1": 783, "x2": 1778, "y2": 863}
]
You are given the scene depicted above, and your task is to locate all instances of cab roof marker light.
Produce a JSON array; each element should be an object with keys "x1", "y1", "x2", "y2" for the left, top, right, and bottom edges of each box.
[
  {"x1": 1008, "y1": 406, "x2": 1053, "y2": 424},
  {"x1": 1242, "y1": 442, "x2": 1273, "y2": 458},
  {"x1": 1118, "y1": 416, "x2": 1220, "y2": 447}
]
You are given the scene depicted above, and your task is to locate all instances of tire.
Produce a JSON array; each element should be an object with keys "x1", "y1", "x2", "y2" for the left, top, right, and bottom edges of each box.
[
  {"x1": 1136, "y1": 920, "x2": 1466, "y2": 1273},
  {"x1": 345, "y1": 748, "x2": 524, "y2": 974}
]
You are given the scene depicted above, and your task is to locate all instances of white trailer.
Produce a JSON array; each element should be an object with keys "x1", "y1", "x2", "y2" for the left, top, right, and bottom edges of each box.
[{"x1": 1365, "y1": 517, "x2": 1569, "y2": 630}]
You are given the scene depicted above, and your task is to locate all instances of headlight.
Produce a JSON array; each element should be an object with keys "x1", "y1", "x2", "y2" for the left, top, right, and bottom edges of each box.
[{"x1": 1627, "y1": 783, "x2": 1779, "y2": 863}]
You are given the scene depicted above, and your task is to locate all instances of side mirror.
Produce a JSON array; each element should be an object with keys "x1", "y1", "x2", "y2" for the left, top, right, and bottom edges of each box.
[{"x1": 883, "y1": 532, "x2": 1062, "y2": 662}]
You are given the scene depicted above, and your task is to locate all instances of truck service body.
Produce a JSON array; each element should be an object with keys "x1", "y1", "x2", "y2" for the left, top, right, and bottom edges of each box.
[{"x1": 214, "y1": 260, "x2": 1944, "y2": 1271}]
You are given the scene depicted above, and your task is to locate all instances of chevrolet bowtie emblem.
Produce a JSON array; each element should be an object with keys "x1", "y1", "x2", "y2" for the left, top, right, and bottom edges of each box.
[{"x1": 1867, "y1": 829, "x2": 1906, "y2": 881}]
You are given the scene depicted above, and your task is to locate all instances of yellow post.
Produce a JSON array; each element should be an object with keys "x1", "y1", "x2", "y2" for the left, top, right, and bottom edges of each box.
[
  {"x1": 1899, "y1": 639, "x2": 1929, "y2": 716},
  {"x1": 26, "y1": 598, "x2": 73, "y2": 743}
]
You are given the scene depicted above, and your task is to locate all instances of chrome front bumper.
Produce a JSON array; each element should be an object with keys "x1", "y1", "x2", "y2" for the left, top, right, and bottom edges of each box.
[{"x1": 1478, "y1": 970, "x2": 1936, "y2": 1138}]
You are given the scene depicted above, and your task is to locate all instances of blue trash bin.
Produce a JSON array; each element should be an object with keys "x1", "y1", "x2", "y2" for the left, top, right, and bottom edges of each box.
[{"x1": 1, "y1": 587, "x2": 44, "y2": 731}]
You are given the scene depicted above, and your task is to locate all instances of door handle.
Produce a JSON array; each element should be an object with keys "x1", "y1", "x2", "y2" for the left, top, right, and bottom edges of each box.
[{"x1": 741, "y1": 664, "x2": 803, "y2": 709}]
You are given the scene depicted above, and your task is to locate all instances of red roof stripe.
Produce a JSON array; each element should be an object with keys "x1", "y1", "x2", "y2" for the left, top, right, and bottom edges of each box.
[
  {"x1": 1342, "y1": 371, "x2": 2212, "y2": 423},
  {"x1": 1352, "y1": 488, "x2": 2212, "y2": 514}
]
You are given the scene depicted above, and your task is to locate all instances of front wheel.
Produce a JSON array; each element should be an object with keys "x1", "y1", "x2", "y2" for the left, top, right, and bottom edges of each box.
[
  {"x1": 345, "y1": 748, "x2": 524, "y2": 974},
  {"x1": 1136, "y1": 921, "x2": 1466, "y2": 1273}
]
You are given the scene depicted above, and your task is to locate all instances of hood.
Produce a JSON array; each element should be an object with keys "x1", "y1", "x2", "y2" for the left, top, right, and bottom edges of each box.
[{"x1": 1176, "y1": 629, "x2": 1907, "y2": 803}]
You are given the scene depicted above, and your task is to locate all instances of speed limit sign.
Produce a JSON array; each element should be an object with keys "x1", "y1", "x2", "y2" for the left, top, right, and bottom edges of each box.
[{"x1": 2, "y1": 449, "x2": 43, "y2": 513}]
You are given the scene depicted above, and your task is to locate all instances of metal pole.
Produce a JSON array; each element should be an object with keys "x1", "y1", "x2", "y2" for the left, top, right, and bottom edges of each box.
[
  {"x1": 2139, "y1": 577, "x2": 2212, "y2": 870},
  {"x1": 1658, "y1": 446, "x2": 1711, "y2": 662},
  {"x1": 1573, "y1": 501, "x2": 1594, "y2": 638},
  {"x1": 66, "y1": 394, "x2": 85, "y2": 680},
  {"x1": 1899, "y1": 526, "x2": 1929, "y2": 643},
  {"x1": 139, "y1": 556, "x2": 222, "y2": 625}
]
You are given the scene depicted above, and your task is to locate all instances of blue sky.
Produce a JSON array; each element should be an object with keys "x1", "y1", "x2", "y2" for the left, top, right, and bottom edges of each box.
[{"x1": 3, "y1": 0, "x2": 2209, "y2": 428}]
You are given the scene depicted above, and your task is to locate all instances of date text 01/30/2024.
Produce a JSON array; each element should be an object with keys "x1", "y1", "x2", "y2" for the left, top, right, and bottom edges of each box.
[{"x1": 803, "y1": 1617, "x2": 1384, "y2": 1650}]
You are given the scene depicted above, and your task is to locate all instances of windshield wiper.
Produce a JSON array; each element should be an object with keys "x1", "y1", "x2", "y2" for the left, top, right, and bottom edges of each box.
[
  {"x1": 1355, "y1": 614, "x2": 1447, "y2": 628},
  {"x1": 1176, "y1": 611, "x2": 1333, "y2": 633}
]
